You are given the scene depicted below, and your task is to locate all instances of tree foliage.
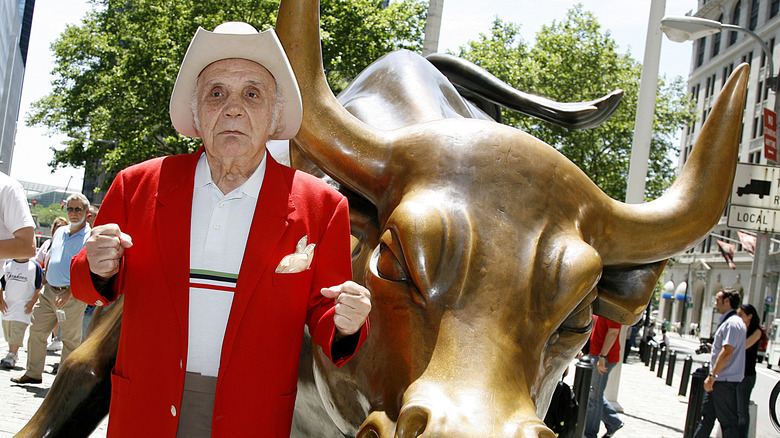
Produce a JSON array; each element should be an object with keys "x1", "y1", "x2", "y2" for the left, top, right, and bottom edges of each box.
[
  {"x1": 28, "y1": 0, "x2": 426, "y2": 188},
  {"x1": 455, "y1": 6, "x2": 696, "y2": 201},
  {"x1": 30, "y1": 203, "x2": 68, "y2": 229}
]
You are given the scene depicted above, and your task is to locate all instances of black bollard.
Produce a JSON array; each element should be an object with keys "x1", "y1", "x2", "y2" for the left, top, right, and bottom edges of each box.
[
  {"x1": 569, "y1": 356, "x2": 594, "y2": 438},
  {"x1": 639, "y1": 338, "x2": 647, "y2": 363},
  {"x1": 666, "y1": 350, "x2": 677, "y2": 386},
  {"x1": 684, "y1": 364, "x2": 710, "y2": 438},
  {"x1": 650, "y1": 345, "x2": 658, "y2": 371},
  {"x1": 679, "y1": 356, "x2": 693, "y2": 396},
  {"x1": 657, "y1": 347, "x2": 667, "y2": 378},
  {"x1": 642, "y1": 339, "x2": 651, "y2": 365}
]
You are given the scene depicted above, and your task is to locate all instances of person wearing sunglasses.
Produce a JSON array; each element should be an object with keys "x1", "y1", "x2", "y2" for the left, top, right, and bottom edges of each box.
[{"x1": 12, "y1": 193, "x2": 91, "y2": 384}]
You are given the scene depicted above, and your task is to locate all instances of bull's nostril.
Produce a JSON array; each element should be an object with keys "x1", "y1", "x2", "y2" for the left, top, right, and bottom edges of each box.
[{"x1": 396, "y1": 405, "x2": 430, "y2": 438}]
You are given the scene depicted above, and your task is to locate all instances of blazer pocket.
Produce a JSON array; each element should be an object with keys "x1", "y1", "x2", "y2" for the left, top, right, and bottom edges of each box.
[
  {"x1": 272, "y1": 269, "x2": 314, "y2": 287},
  {"x1": 111, "y1": 370, "x2": 131, "y2": 398}
]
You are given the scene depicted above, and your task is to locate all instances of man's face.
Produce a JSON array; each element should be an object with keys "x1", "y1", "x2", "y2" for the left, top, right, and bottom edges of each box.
[
  {"x1": 715, "y1": 292, "x2": 729, "y2": 314},
  {"x1": 195, "y1": 58, "x2": 278, "y2": 162},
  {"x1": 66, "y1": 200, "x2": 87, "y2": 226}
]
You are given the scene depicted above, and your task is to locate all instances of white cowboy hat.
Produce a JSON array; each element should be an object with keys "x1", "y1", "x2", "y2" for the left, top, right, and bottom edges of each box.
[{"x1": 169, "y1": 22, "x2": 302, "y2": 140}]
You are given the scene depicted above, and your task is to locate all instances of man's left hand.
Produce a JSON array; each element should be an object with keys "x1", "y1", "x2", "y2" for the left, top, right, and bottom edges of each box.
[
  {"x1": 321, "y1": 281, "x2": 371, "y2": 336},
  {"x1": 54, "y1": 290, "x2": 71, "y2": 308}
]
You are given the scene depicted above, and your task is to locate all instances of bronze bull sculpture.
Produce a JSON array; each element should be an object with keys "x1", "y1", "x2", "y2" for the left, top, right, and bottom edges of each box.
[
  {"x1": 14, "y1": 0, "x2": 748, "y2": 436},
  {"x1": 277, "y1": 0, "x2": 747, "y2": 436}
]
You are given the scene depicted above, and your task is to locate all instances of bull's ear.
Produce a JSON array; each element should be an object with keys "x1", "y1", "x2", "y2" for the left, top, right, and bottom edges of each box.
[{"x1": 593, "y1": 260, "x2": 667, "y2": 324}]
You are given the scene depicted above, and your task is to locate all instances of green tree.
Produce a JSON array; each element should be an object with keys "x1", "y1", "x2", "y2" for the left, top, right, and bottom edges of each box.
[
  {"x1": 31, "y1": 203, "x2": 68, "y2": 229},
  {"x1": 28, "y1": 0, "x2": 426, "y2": 190},
  {"x1": 455, "y1": 6, "x2": 696, "y2": 201}
]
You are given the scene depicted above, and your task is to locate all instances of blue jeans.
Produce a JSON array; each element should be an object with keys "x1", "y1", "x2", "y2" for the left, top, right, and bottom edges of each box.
[
  {"x1": 585, "y1": 357, "x2": 622, "y2": 438},
  {"x1": 693, "y1": 381, "x2": 740, "y2": 438},
  {"x1": 736, "y1": 375, "x2": 756, "y2": 438}
]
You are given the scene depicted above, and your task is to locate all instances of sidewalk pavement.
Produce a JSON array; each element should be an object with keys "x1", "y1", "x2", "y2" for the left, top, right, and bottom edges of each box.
[{"x1": 0, "y1": 341, "x2": 107, "y2": 437}]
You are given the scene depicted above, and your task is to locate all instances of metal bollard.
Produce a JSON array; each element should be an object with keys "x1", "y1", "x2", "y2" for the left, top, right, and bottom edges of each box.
[
  {"x1": 679, "y1": 356, "x2": 693, "y2": 396},
  {"x1": 569, "y1": 356, "x2": 594, "y2": 438},
  {"x1": 650, "y1": 345, "x2": 658, "y2": 371},
  {"x1": 666, "y1": 350, "x2": 677, "y2": 386},
  {"x1": 639, "y1": 338, "x2": 648, "y2": 364},
  {"x1": 684, "y1": 364, "x2": 710, "y2": 438},
  {"x1": 642, "y1": 339, "x2": 651, "y2": 365},
  {"x1": 657, "y1": 347, "x2": 667, "y2": 378}
]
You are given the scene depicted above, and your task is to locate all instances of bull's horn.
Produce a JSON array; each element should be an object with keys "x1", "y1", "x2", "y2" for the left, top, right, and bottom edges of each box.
[
  {"x1": 277, "y1": 0, "x2": 388, "y2": 203},
  {"x1": 593, "y1": 63, "x2": 749, "y2": 265}
]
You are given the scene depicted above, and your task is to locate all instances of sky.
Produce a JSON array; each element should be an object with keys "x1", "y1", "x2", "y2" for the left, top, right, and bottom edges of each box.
[{"x1": 10, "y1": 0, "x2": 699, "y2": 190}]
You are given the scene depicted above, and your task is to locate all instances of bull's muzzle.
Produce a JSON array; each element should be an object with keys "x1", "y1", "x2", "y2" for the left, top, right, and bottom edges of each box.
[{"x1": 356, "y1": 402, "x2": 556, "y2": 438}]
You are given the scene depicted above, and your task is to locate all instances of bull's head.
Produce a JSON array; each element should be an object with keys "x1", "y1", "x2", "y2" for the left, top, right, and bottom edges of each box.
[{"x1": 277, "y1": 1, "x2": 748, "y2": 436}]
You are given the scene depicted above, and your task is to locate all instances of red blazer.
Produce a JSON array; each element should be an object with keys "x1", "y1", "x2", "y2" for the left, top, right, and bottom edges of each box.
[{"x1": 71, "y1": 149, "x2": 368, "y2": 437}]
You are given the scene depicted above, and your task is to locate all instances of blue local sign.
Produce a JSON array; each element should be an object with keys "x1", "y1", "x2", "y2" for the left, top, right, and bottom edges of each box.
[{"x1": 766, "y1": 296, "x2": 775, "y2": 304}]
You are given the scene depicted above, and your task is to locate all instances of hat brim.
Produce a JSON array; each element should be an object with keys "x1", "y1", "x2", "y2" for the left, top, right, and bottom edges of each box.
[{"x1": 169, "y1": 27, "x2": 302, "y2": 140}]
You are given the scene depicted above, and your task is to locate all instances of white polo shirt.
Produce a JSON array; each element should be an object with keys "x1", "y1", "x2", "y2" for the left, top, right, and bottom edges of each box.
[{"x1": 187, "y1": 152, "x2": 266, "y2": 377}]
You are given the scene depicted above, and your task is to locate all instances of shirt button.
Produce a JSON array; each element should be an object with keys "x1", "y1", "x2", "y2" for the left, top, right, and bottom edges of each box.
[
  {"x1": 218, "y1": 202, "x2": 224, "y2": 208},
  {"x1": 179, "y1": 360, "x2": 183, "y2": 370},
  {"x1": 171, "y1": 405, "x2": 177, "y2": 417},
  {"x1": 213, "y1": 223, "x2": 220, "y2": 229}
]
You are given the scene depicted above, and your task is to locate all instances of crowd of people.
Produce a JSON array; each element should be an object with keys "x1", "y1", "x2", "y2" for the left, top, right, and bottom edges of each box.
[{"x1": 0, "y1": 188, "x2": 97, "y2": 380}]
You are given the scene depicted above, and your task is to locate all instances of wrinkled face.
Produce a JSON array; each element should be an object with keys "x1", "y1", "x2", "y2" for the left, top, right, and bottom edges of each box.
[
  {"x1": 195, "y1": 58, "x2": 278, "y2": 162},
  {"x1": 66, "y1": 200, "x2": 87, "y2": 226}
]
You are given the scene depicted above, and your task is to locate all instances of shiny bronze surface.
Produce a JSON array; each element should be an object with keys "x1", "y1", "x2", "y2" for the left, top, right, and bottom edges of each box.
[
  {"x1": 277, "y1": 0, "x2": 749, "y2": 436},
  {"x1": 17, "y1": 1, "x2": 747, "y2": 436}
]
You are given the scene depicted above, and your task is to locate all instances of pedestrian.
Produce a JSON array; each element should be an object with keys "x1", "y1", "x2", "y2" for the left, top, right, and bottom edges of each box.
[
  {"x1": 693, "y1": 288, "x2": 746, "y2": 438},
  {"x1": 33, "y1": 216, "x2": 68, "y2": 352},
  {"x1": 0, "y1": 172, "x2": 36, "y2": 267},
  {"x1": 585, "y1": 315, "x2": 624, "y2": 438},
  {"x1": 0, "y1": 257, "x2": 44, "y2": 368},
  {"x1": 70, "y1": 22, "x2": 371, "y2": 437},
  {"x1": 12, "y1": 194, "x2": 91, "y2": 384},
  {"x1": 736, "y1": 304, "x2": 764, "y2": 438}
]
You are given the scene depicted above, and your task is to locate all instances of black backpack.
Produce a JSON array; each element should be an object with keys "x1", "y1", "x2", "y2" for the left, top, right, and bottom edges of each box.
[{"x1": 543, "y1": 380, "x2": 579, "y2": 436}]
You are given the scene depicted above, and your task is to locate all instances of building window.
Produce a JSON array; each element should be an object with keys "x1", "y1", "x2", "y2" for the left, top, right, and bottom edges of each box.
[
  {"x1": 713, "y1": 17, "x2": 723, "y2": 57},
  {"x1": 772, "y1": 0, "x2": 780, "y2": 18},
  {"x1": 753, "y1": 116, "x2": 760, "y2": 138},
  {"x1": 758, "y1": 81, "x2": 764, "y2": 103},
  {"x1": 749, "y1": 0, "x2": 760, "y2": 31},
  {"x1": 731, "y1": 1, "x2": 742, "y2": 45},
  {"x1": 696, "y1": 37, "x2": 706, "y2": 67}
]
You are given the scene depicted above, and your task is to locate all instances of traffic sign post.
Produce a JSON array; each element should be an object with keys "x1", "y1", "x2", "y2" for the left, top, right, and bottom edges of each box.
[{"x1": 728, "y1": 163, "x2": 778, "y2": 310}]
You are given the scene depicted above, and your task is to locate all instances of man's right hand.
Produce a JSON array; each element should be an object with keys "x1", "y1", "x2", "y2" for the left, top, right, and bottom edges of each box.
[{"x1": 86, "y1": 224, "x2": 133, "y2": 280}]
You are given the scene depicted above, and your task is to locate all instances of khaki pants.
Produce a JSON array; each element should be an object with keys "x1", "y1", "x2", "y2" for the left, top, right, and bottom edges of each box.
[{"x1": 25, "y1": 284, "x2": 87, "y2": 379}]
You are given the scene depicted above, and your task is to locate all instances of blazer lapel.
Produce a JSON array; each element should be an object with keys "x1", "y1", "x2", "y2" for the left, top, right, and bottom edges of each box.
[
  {"x1": 220, "y1": 156, "x2": 295, "y2": 372},
  {"x1": 155, "y1": 149, "x2": 200, "y2": 358}
]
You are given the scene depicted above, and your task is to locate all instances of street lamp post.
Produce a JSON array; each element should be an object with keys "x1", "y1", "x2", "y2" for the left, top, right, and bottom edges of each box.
[
  {"x1": 661, "y1": 15, "x2": 778, "y2": 113},
  {"x1": 661, "y1": 15, "x2": 776, "y2": 309}
]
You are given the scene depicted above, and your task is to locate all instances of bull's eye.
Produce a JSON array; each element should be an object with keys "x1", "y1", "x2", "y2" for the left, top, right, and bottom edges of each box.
[
  {"x1": 376, "y1": 243, "x2": 408, "y2": 281},
  {"x1": 375, "y1": 229, "x2": 409, "y2": 281}
]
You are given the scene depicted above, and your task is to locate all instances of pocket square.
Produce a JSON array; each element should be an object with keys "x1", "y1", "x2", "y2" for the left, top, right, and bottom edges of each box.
[{"x1": 275, "y1": 236, "x2": 316, "y2": 273}]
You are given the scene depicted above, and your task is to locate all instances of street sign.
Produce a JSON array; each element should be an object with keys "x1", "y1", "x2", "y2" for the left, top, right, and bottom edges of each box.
[
  {"x1": 765, "y1": 108, "x2": 777, "y2": 162},
  {"x1": 767, "y1": 296, "x2": 775, "y2": 304},
  {"x1": 727, "y1": 205, "x2": 780, "y2": 233},
  {"x1": 731, "y1": 163, "x2": 780, "y2": 209}
]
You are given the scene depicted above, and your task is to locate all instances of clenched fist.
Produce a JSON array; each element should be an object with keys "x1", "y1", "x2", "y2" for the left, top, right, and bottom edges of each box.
[{"x1": 86, "y1": 224, "x2": 134, "y2": 280}]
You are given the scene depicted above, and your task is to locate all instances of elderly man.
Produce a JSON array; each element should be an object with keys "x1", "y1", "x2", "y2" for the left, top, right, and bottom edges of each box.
[
  {"x1": 69, "y1": 22, "x2": 371, "y2": 437},
  {"x1": 13, "y1": 193, "x2": 91, "y2": 384}
]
